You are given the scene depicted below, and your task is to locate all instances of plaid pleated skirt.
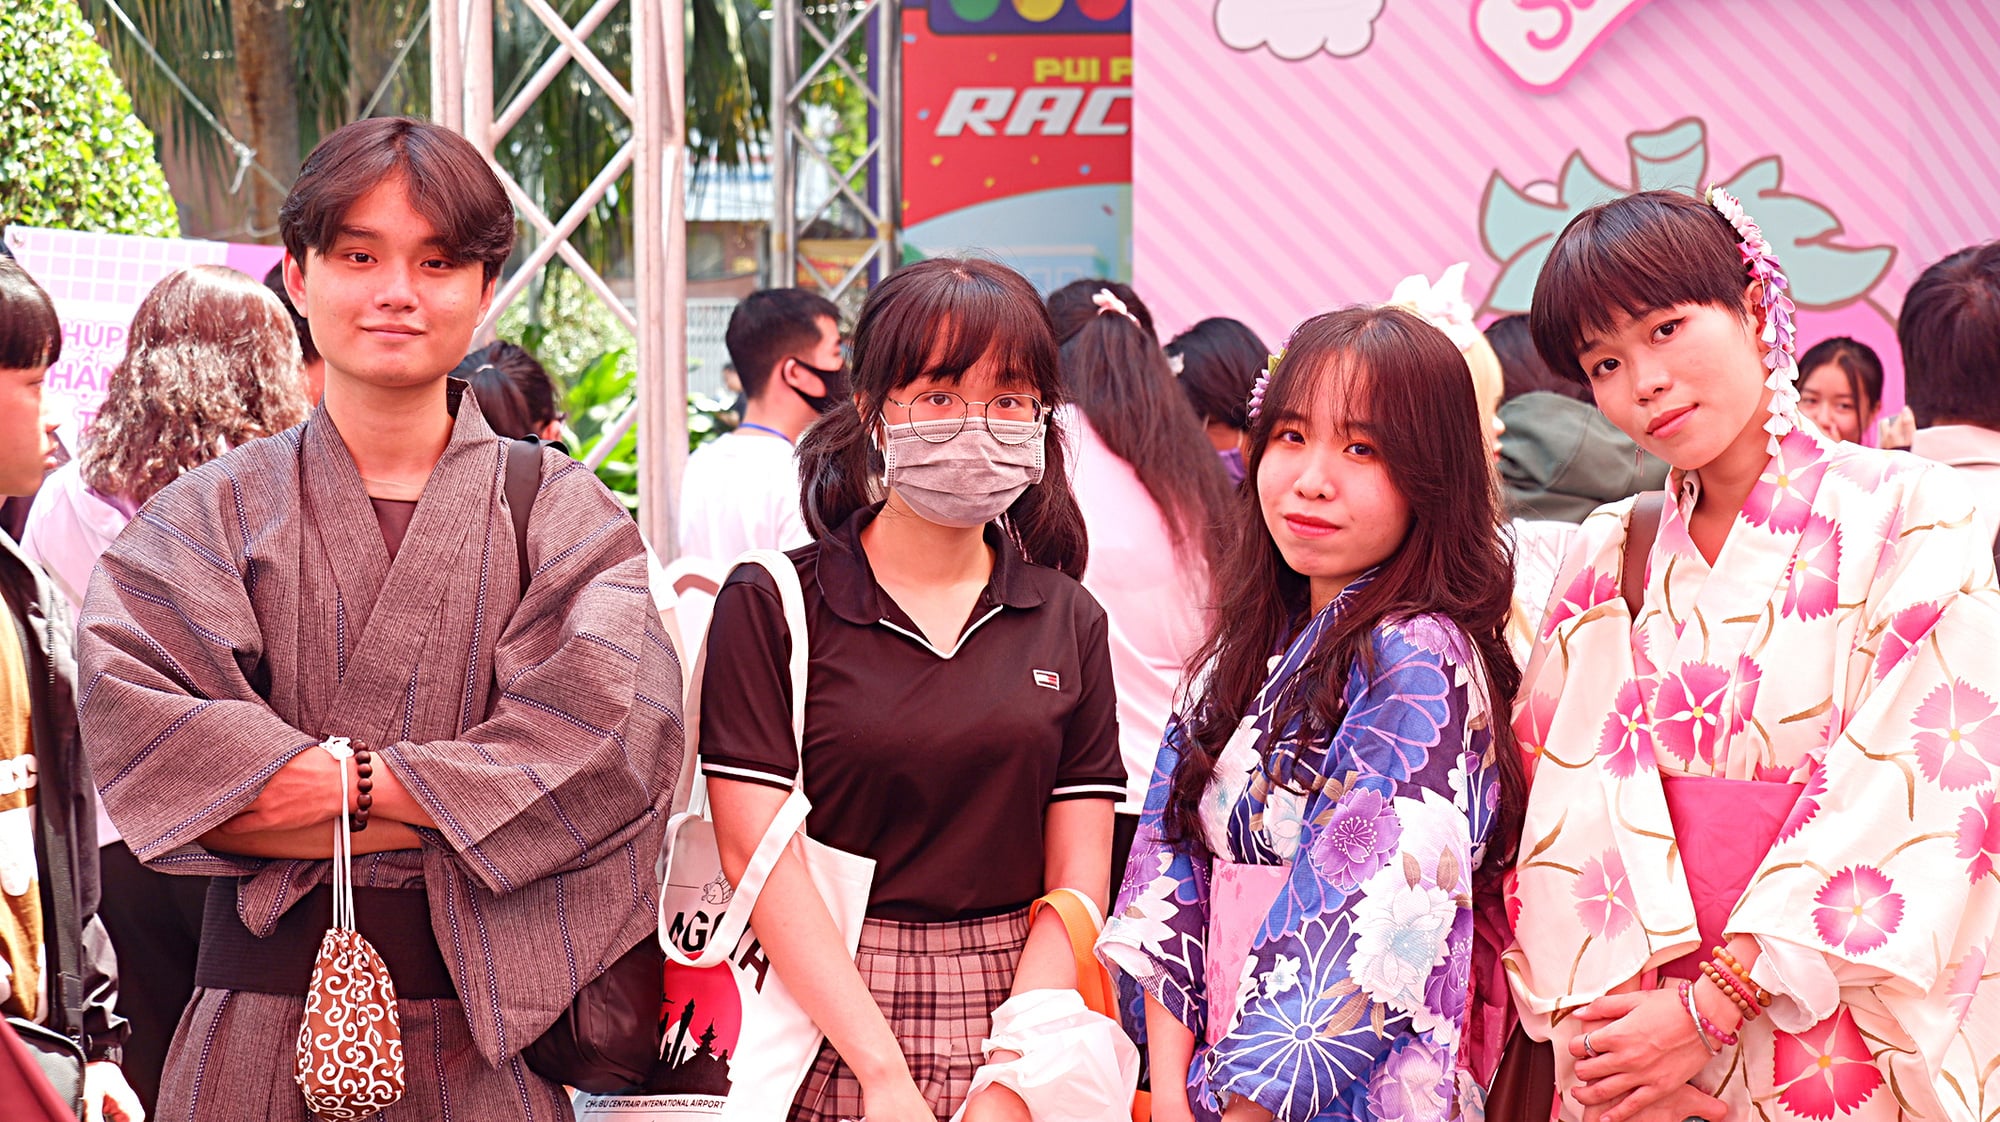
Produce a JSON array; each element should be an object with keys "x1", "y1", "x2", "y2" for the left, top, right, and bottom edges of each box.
[{"x1": 787, "y1": 906, "x2": 1032, "y2": 1122}]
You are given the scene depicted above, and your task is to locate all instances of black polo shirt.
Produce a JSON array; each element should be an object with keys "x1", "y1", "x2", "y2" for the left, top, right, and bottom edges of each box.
[{"x1": 698, "y1": 506, "x2": 1125, "y2": 922}]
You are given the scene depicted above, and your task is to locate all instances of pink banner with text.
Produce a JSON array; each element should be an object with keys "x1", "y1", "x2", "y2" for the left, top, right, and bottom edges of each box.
[{"x1": 4, "y1": 225, "x2": 284, "y2": 435}]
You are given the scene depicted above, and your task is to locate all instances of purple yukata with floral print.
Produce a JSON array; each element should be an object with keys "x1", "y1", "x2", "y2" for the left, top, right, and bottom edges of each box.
[{"x1": 1098, "y1": 578, "x2": 1502, "y2": 1122}]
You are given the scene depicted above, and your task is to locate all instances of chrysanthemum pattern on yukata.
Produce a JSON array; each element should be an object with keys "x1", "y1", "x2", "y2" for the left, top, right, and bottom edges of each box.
[{"x1": 1099, "y1": 578, "x2": 1502, "y2": 1122}]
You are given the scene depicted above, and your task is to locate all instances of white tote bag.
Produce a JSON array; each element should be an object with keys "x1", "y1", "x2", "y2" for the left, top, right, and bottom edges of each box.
[{"x1": 578, "y1": 550, "x2": 874, "y2": 1122}]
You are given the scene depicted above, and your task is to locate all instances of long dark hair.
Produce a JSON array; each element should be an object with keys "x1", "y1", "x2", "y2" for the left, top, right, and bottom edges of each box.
[
  {"x1": 1048, "y1": 277, "x2": 1156, "y2": 342},
  {"x1": 1166, "y1": 316, "x2": 1267, "y2": 431},
  {"x1": 797, "y1": 257, "x2": 1089, "y2": 575},
  {"x1": 1057, "y1": 290, "x2": 1234, "y2": 569},
  {"x1": 1163, "y1": 306, "x2": 1526, "y2": 889}
]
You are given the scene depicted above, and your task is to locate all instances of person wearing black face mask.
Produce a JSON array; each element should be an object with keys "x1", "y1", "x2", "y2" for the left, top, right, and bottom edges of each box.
[{"x1": 680, "y1": 287, "x2": 846, "y2": 561}]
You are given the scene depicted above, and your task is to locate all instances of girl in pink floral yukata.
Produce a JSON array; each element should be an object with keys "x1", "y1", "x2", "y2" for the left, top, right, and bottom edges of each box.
[{"x1": 1505, "y1": 188, "x2": 2000, "y2": 1122}]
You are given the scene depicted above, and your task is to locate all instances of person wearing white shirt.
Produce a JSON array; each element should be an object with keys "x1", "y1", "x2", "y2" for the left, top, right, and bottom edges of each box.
[
  {"x1": 1899, "y1": 242, "x2": 2000, "y2": 551},
  {"x1": 679, "y1": 288, "x2": 845, "y2": 562}
]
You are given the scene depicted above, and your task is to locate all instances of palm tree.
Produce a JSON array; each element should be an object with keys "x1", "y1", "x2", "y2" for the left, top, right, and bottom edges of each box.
[{"x1": 79, "y1": 0, "x2": 771, "y2": 266}]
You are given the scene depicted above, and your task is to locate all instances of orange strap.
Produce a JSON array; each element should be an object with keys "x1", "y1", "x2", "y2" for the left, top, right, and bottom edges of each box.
[
  {"x1": 1029, "y1": 889, "x2": 1149, "y2": 1122},
  {"x1": 1030, "y1": 888, "x2": 1116, "y2": 1020}
]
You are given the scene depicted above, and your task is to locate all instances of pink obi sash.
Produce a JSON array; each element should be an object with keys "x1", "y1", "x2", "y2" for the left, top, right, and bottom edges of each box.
[
  {"x1": 1656, "y1": 775, "x2": 1803, "y2": 981},
  {"x1": 1203, "y1": 860, "x2": 1291, "y2": 1046}
]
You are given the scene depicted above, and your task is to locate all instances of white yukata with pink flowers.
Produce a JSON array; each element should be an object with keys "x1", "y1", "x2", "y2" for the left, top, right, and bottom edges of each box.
[{"x1": 1505, "y1": 427, "x2": 2000, "y2": 1121}]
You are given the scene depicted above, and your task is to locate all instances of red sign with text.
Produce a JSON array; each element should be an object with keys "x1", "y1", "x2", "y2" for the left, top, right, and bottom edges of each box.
[{"x1": 901, "y1": 8, "x2": 1131, "y2": 228}]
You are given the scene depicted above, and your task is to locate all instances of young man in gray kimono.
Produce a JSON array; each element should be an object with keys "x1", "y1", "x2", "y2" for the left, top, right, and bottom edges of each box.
[{"x1": 76, "y1": 117, "x2": 683, "y2": 1120}]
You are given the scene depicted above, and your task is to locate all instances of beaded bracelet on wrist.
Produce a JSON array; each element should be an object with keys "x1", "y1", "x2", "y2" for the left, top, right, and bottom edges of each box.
[
  {"x1": 1698, "y1": 961, "x2": 1758, "y2": 1023},
  {"x1": 351, "y1": 742, "x2": 374, "y2": 832},
  {"x1": 1679, "y1": 979, "x2": 1738, "y2": 1052},
  {"x1": 1713, "y1": 946, "x2": 1772, "y2": 1006}
]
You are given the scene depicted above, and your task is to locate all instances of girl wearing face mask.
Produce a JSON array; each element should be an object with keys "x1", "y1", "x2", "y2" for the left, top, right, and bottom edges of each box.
[
  {"x1": 1507, "y1": 190, "x2": 2000, "y2": 1122},
  {"x1": 1097, "y1": 306, "x2": 1526, "y2": 1122},
  {"x1": 699, "y1": 257, "x2": 1124, "y2": 1122}
]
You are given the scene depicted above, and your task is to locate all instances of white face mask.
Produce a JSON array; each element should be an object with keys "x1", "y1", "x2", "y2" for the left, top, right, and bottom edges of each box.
[{"x1": 879, "y1": 416, "x2": 1046, "y2": 528}]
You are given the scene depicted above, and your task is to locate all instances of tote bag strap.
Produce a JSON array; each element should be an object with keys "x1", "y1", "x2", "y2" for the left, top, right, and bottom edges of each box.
[
  {"x1": 1621, "y1": 491, "x2": 1666, "y2": 618},
  {"x1": 662, "y1": 549, "x2": 814, "y2": 969},
  {"x1": 1029, "y1": 888, "x2": 1114, "y2": 1018}
]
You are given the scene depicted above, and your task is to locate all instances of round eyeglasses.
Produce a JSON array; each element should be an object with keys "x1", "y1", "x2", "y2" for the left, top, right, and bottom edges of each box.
[{"x1": 886, "y1": 391, "x2": 1045, "y2": 444}]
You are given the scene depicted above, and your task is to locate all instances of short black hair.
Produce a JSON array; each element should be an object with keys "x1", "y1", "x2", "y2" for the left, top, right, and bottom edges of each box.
[
  {"x1": 1900, "y1": 242, "x2": 2000, "y2": 427},
  {"x1": 262, "y1": 261, "x2": 319, "y2": 366},
  {"x1": 1530, "y1": 190, "x2": 1749, "y2": 384},
  {"x1": 1797, "y1": 336, "x2": 1883, "y2": 413},
  {"x1": 1487, "y1": 313, "x2": 1587, "y2": 403},
  {"x1": 0, "y1": 256, "x2": 61, "y2": 369},
  {"x1": 724, "y1": 288, "x2": 842, "y2": 399}
]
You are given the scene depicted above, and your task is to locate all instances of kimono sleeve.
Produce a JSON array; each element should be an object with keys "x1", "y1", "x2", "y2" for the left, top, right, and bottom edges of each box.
[
  {"x1": 1205, "y1": 620, "x2": 1489, "y2": 1122},
  {"x1": 1729, "y1": 464, "x2": 2000, "y2": 1012},
  {"x1": 78, "y1": 469, "x2": 325, "y2": 872},
  {"x1": 1098, "y1": 719, "x2": 1212, "y2": 1041},
  {"x1": 381, "y1": 461, "x2": 685, "y2": 895}
]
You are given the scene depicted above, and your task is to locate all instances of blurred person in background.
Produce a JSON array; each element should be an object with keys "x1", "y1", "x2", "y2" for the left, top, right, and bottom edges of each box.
[
  {"x1": 679, "y1": 287, "x2": 845, "y2": 562},
  {"x1": 263, "y1": 261, "x2": 325, "y2": 402},
  {"x1": 20, "y1": 262, "x2": 309, "y2": 1113},
  {"x1": 1164, "y1": 317, "x2": 1266, "y2": 485},
  {"x1": 24, "y1": 265, "x2": 310, "y2": 613},
  {"x1": 1901, "y1": 241, "x2": 2000, "y2": 549},
  {"x1": 1048, "y1": 278, "x2": 1231, "y2": 879},
  {"x1": 1796, "y1": 336, "x2": 1908, "y2": 447},
  {"x1": 457, "y1": 340, "x2": 565, "y2": 442}
]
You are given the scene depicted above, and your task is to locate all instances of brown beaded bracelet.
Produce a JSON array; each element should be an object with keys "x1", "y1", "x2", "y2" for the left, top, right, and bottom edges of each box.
[
  {"x1": 351, "y1": 743, "x2": 374, "y2": 833},
  {"x1": 1698, "y1": 960, "x2": 1759, "y2": 1022},
  {"x1": 1714, "y1": 946, "x2": 1773, "y2": 1007}
]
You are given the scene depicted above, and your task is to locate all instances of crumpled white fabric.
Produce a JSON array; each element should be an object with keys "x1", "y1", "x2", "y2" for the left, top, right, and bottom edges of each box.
[{"x1": 947, "y1": 989, "x2": 1139, "y2": 1122}]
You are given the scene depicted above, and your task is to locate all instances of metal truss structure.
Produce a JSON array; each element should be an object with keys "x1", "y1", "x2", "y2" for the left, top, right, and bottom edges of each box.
[
  {"x1": 768, "y1": 0, "x2": 901, "y2": 306},
  {"x1": 431, "y1": 0, "x2": 688, "y2": 555}
]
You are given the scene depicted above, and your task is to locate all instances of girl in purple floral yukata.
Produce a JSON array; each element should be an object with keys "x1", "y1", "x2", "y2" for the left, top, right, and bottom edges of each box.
[
  {"x1": 1097, "y1": 306, "x2": 1528, "y2": 1122},
  {"x1": 1506, "y1": 190, "x2": 2000, "y2": 1122}
]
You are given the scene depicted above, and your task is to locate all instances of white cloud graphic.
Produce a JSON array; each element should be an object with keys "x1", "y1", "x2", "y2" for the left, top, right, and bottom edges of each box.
[{"x1": 1215, "y1": 0, "x2": 1387, "y2": 61}]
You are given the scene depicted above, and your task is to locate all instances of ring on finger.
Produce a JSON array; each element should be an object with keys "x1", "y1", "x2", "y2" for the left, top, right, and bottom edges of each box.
[{"x1": 1582, "y1": 1031, "x2": 1599, "y2": 1058}]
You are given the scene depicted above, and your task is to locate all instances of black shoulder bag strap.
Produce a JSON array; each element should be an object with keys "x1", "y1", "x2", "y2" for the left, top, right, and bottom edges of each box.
[
  {"x1": 504, "y1": 437, "x2": 545, "y2": 591},
  {"x1": 1622, "y1": 490, "x2": 1667, "y2": 618},
  {"x1": 7, "y1": 601, "x2": 88, "y2": 1110}
]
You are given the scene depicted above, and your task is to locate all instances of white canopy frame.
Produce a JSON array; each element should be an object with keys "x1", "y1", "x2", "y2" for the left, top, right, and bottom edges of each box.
[{"x1": 432, "y1": 0, "x2": 687, "y2": 556}]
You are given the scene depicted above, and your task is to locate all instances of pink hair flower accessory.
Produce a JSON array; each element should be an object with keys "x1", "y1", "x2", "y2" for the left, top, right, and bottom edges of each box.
[
  {"x1": 1091, "y1": 288, "x2": 1141, "y2": 329},
  {"x1": 1247, "y1": 348, "x2": 1284, "y2": 423},
  {"x1": 1705, "y1": 185, "x2": 1801, "y2": 454}
]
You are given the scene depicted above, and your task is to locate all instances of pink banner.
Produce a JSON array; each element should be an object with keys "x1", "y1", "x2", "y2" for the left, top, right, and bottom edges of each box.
[
  {"x1": 4, "y1": 226, "x2": 285, "y2": 435},
  {"x1": 1134, "y1": 0, "x2": 2000, "y2": 414}
]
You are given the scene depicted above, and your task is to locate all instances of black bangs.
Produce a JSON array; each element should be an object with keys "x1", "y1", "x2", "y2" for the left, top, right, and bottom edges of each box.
[
  {"x1": 1529, "y1": 189, "x2": 1749, "y2": 384},
  {"x1": 0, "y1": 258, "x2": 62, "y2": 370},
  {"x1": 850, "y1": 257, "x2": 1062, "y2": 410}
]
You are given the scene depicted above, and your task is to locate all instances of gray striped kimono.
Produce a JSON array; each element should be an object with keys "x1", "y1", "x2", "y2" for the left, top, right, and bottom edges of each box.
[{"x1": 76, "y1": 400, "x2": 683, "y2": 1120}]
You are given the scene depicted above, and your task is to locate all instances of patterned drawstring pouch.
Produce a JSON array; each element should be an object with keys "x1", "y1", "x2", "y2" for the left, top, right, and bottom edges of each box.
[{"x1": 294, "y1": 737, "x2": 406, "y2": 1119}]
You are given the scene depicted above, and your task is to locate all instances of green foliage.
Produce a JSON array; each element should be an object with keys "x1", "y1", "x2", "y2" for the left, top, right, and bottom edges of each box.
[
  {"x1": 495, "y1": 265, "x2": 638, "y2": 392},
  {"x1": 0, "y1": 0, "x2": 178, "y2": 235},
  {"x1": 563, "y1": 345, "x2": 737, "y2": 512}
]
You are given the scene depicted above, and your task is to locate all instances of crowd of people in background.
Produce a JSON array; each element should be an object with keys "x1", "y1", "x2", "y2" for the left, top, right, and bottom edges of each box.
[{"x1": 2, "y1": 113, "x2": 2000, "y2": 1122}]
